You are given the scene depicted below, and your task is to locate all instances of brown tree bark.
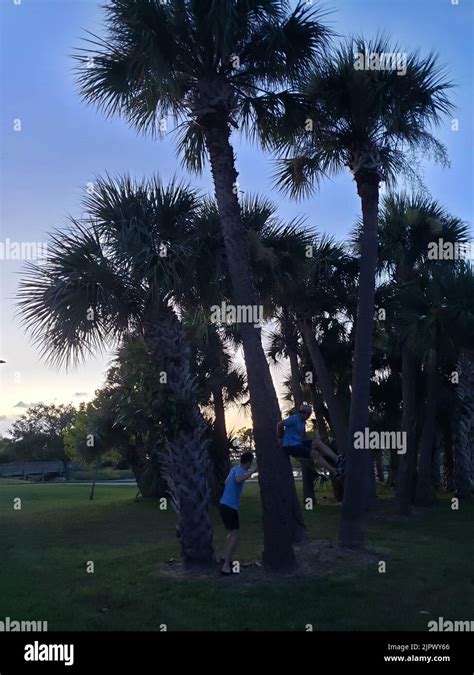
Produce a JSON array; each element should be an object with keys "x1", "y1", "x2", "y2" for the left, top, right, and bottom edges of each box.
[
  {"x1": 209, "y1": 386, "x2": 231, "y2": 502},
  {"x1": 339, "y1": 174, "x2": 379, "y2": 547},
  {"x1": 395, "y1": 346, "x2": 418, "y2": 514},
  {"x1": 299, "y1": 318, "x2": 348, "y2": 455},
  {"x1": 415, "y1": 359, "x2": 439, "y2": 507},
  {"x1": 443, "y1": 422, "x2": 455, "y2": 492},
  {"x1": 145, "y1": 303, "x2": 216, "y2": 565},
  {"x1": 203, "y1": 117, "x2": 304, "y2": 569}
]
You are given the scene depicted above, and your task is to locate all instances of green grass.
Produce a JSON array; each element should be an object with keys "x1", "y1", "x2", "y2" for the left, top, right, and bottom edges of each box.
[
  {"x1": 68, "y1": 468, "x2": 134, "y2": 481},
  {"x1": 1, "y1": 482, "x2": 473, "y2": 631}
]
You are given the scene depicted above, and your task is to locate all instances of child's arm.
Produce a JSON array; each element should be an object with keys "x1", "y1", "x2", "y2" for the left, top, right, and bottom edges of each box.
[{"x1": 235, "y1": 468, "x2": 255, "y2": 483}]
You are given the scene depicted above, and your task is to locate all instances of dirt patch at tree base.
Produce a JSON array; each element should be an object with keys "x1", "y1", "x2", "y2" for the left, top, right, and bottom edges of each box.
[{"x1": 154, "y1": 538, "x2": 387, "y2": 585}]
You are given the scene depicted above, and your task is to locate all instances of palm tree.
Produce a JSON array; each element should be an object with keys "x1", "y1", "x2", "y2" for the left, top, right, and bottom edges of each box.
[
  {"x1": 455, "y1": 351, "x2": 474, "y2": 499},
  {"x1": 250, "y1": 204, "x2": 354, "y2": 458},
  {"x1": 192, "y1": 195, "x2": 314, "y2": 542},
  {"x1": 17, "y1": 176, "x2": 215, "y2": 566},
  {"x1": 246, "y1": 202, "x2": 355, "y2": 501},
  {"x1": 73, "y1": 0, "x2": 331, "y2": 571},
  {"x1": 275, "y1": 36, "x2": 453, "y2": 546},
  {"x1": 397, "y1": 263, "x2": 474, "y2": 507},
  {"x1": 448, "y1": 267, "x2": 474, "y2": 499},
  {"x1": 292, "y1": 239, "x2": 355, "y2": 458},
  {"x1": 185, "y1": 316, "x2": 247, "y2": 501},
  {"x1": 377, "y1": 193, "x2": 469, "y2": 514}
]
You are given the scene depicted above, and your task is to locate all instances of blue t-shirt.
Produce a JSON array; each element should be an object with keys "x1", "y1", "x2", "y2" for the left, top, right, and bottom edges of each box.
[
  {"x1": 220, "y1": 465, "x2": 246, "y2": 510},
  {"x1": 282, "y1": 414, "x2": 305, "y2": 447}
]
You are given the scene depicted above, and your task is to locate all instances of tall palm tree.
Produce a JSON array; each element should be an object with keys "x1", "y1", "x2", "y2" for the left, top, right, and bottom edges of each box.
[
  {"x1": 74, "y1": 0, "x2": 331, "y2": 571},
  {"x1": 275, "y1": 36, "x2": 453, "y2": 546},
  {"x1": 17, "y1": 176, "x2": 215, "y2": 566},
  {"x1": 455, "y1": 351, "x2": 474, "y2": 499},
  {"x1": 397, "y1": 263, "x2": 474, "y2": 507},
  {"x1": 192, "y1": 195, "x2": 315, "y2": 542},
  {"x1": 377, "y1": 193, "x2": 469, "y2": 514}
]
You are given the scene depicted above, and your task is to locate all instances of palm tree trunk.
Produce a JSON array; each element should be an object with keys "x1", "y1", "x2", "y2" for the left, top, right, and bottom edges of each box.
[
  {"x1": 210, "y1": 386, "x2": 231, "y2": 501},
  {"x1": 387, "y1": 449, "x2": 399, "y2": 487},
  {"x1": 89, "y1": 460, "x2": 99, "y2": 501},
  {"x1": 367, "y1": 452, "x2": 377, "y2": 508},
  {"x1": 454, "y1": 352, "x2": 474, "y2": 499},
  {"x1": 339, "y1": 175, "x2": 379, "y2": 547},
  {"x1": 288, "y1": 344, "x2": 316, "y2": 504},
  {"x1": 288, "y1": 347, "x2": 304, "y2": 409},
  {"x1": 443, "y1": 423, "x2": 455, "y2": 492},
  {"x1": 145, "y1": 304, "x2": 215, "y2": 566},
  {"x1": 395, "y1": 346, "x2": 418, "y2": 515},
  {"x1": 431, "y1": 438, "x2": 442, "y2": 491},
  {"x1": 308, "y1": 382, "x2": 329, "y2": 439},
  {"x1": 299, "y1": 318, "x2": 348, "y2": 454},
  {"x1": 415, "y1": 359, "x2": 439, "y2": 507},
  {"x1": 204, "y1": 119, "x2": 302, "y2": 570}
]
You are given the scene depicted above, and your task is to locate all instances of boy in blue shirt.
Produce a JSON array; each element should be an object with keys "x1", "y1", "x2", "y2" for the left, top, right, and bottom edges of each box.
[
  {"x1": 276, "y1": 404, "x2": 345, "y2": 477},
  {"x1": 219, "y1": 451, "x2": 254, "y2": 575}
]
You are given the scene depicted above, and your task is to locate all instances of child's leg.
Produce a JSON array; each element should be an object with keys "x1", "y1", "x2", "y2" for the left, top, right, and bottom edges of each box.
[
  {"x1": 312, "y1": 437, "x2": 338, "y2": 463},
  {"x1": 310, "y1": 449, "x2": 336, "y2": 476},
  {"x1": 222, "y1": 531, "x2": 239, "y2": 573},
  {"x1": 221, "y1": 532, "x2": 232, "y2": 561}
]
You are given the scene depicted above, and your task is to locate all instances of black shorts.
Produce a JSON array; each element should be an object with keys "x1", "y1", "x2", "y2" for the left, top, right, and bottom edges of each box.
[
  {"x1": 220, "y1": 504, "x2": 239, "y2": 531},
  {"x1": 284, "y1": 440, "x2": 312, "y2": 459}
]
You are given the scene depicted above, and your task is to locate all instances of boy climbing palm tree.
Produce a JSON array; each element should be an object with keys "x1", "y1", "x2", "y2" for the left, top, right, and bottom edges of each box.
[{"x1": 277, "y1": 404, "x2": 345, "y2": 478}]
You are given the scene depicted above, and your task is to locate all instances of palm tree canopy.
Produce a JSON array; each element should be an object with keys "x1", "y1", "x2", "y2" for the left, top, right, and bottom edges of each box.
[
  {"x1": 377, "y1": 192, "x2": 470, "y2": 277},
  {"x1": 189, "y1": 322, "x2": 247, "y2": 406},
  {"x1": 274, "y1": 35, "x2": 454, "y2": 197},
  {"x1": 349, "y1": 192, "x2": 470, "y2": 276},
  {"x1": 17, "y1": 176, "x2": 202, "y2": 368},
  {"x1": 396, "y1": 262, "x2": 474, "y2": 366},
  {"x1": 74, "y1": 0, "x2": 331, "y2": 171}
]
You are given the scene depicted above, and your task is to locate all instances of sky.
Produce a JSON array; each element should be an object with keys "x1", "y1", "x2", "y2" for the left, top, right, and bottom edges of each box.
[{"x1": 0, "y1": 0, "x2": 473, "y2": 436}]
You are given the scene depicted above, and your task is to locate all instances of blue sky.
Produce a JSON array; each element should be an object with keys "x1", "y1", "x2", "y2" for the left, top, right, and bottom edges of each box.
[{"x1": 0, "y1": 0, "x2": 473, "y2": 435}]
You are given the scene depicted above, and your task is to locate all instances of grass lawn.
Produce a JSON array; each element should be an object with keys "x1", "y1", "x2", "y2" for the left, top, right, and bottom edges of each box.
[{"x1": 0, "y1": 480, "x2": 473, "y2": 631}]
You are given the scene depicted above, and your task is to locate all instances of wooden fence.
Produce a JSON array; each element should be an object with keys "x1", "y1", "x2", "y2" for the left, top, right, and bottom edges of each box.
[{"x1": 0, "y1": 461, "x2": 65, "y2": 480}]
